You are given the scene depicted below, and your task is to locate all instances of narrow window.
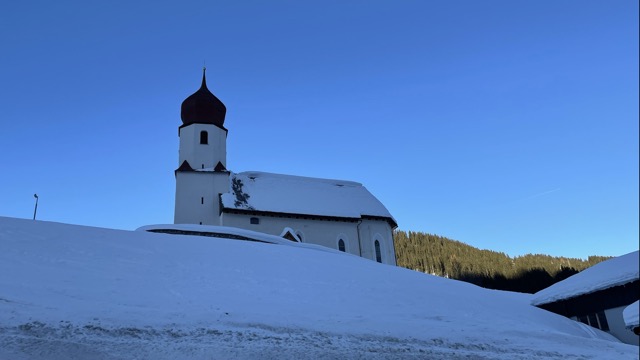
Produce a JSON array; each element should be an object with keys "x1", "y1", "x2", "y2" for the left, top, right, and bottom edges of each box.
[
  {"x1": 596, "y1": 311, "x2": 609, "y2": 331},
  {"x1": 201, "y1": 197, "x2": 204, "y2": 204},
  {"x1": 200, "y1": 131, "x2": 208, "y2": 144},
  {"x1": 375, "y1": 240, "x2": 382, "y2": 263},
  {"x1": 250, "y1": 217, "x2": 259, "y2": 225},
  {"x1": 338, "y1": 239, "x2": 346, "y2": 252},
  {"x1": 587, "y1": 313, "x2": 599, "y2": 329},
  {"x1": 199, "y1": 222, "x2": 202, "y2": 225}
]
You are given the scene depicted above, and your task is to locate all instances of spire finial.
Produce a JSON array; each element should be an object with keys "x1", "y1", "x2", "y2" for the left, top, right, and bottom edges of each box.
[{"x1": 201, "y1": 65, "x2": 207, "y2": 89}]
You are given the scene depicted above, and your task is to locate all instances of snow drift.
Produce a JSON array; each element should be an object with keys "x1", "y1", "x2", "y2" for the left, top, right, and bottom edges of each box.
[{"x1": 0, "y1": 216, "x2": 636, "y2": 359}]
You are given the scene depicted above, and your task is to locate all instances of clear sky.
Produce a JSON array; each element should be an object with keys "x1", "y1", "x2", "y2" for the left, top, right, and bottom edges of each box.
[{"x1": 1, "y1": 0, "x2": 637, "y2": 259}]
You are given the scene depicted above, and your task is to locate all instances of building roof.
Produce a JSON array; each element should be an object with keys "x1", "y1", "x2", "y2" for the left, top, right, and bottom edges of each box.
[
  {"x1": 623, "y1": 300, "x2": 639, "y2": 329},
  {"x1": 176, "y1": 160, "x2": 194, "y2": 172},
  {"x1": 180, "y1": 68, "x2": 226, "y2": 129},
  {"x1": 531, "y1": 250, "x2": 639, "y2": 306},
  {"x1": 220, "y1": 171, "x2": 397, "y2": 227}
]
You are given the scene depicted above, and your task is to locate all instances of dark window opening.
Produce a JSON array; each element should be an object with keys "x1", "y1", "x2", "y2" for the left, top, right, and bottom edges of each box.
[
  {"x1": 374, "y1": 240, "x2": 382, "y2": 263},
  {"x1": 250, "y1": 217, "x2": 259, "y2": 225},
  {"x1": 282, "y1": 231, "x2": 300, "y2": 242},
  {"x1": 201, "y1": 197, "x2": 204, "y2": 204},
  {"x1": 596, "y1": 311, "x2": 609, "y2": 331},
  {"x1": 580, "y1": 312, "x2": 610, "y2": 331},
  {"x1": 587, "y1": 313, "x2": 599, "y2": 329},
  {"x1": 200, "y1": 131, "x2": 208, "y2": 144},
  {"x1": 577, "y1": 315, "x2": 588, "y2": 325},
  {"x1": 199, "y1": 222, "x2": 202, "y2": 225},
  {"x1": 338, "y1": 239, "x2": 346, "y2": 252}
]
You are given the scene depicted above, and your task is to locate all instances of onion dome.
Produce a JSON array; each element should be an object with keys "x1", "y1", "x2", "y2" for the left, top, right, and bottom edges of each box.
[{"x1": 180, "y1": 68, "x2": 226, "y2": 128}]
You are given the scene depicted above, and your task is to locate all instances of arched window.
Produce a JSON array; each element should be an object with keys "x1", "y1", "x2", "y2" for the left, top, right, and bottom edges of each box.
[
  {"x1": 200, "y1": 131, "x2": 208, "y2": 144},
  {"x1": 336, "y1": 234, "x2": 348, "y2": 252},
  {"x1": 374, "y1": 240, "x2": 382, "y2": 263}
]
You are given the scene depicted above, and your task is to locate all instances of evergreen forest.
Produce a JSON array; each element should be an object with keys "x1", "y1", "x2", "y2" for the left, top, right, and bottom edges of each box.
[{"x1": 394, "y1": 230, "x2": 611, "y2": 294}]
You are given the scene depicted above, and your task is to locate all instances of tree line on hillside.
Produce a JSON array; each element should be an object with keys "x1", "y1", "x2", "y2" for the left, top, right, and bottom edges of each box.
[{"x1": 393, "y1": 230, "x2": 611, "y2": 294}]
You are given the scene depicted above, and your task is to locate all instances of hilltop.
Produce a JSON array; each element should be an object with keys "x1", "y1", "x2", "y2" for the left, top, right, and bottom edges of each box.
[
  {"x1": 0, "y1": 216, "x2": 636, "y2": 359},
  {"x1": 395, "y1": 230, "x2": 611, "y2": 293}
]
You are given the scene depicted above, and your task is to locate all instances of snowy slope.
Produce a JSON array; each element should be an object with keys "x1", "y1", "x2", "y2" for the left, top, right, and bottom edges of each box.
[
  {"x1": 0, "y1": 216, "x2": 636, "y2": 360},
  {"x1": 137, "y1": 223, "x2": 339, "y2": 250},
  {"x1": 531, "y1": 251, "x2": 639, "y2": 306}
]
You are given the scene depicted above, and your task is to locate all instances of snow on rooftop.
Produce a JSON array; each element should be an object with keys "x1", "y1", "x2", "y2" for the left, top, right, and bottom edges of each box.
[
  {"x1": 531, "y1": 251, "x2": 639, "y2": 306},
  {"x1": 623, "y1": 301, "x2": 639, "y2": 328},
  {"x1": 220, "y1": 171, "x2": 396, "y2": 224}
]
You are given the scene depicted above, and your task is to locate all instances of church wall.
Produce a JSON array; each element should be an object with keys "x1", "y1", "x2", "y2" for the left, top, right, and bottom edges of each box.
[
  {"x1": 220, "y1": 212, "x2": 396, "y2": 265},
  {"x1": 173, "y1": 74, "x2": 398, "y2": 265},
  {"x1": 178, "y1": 123, "x2": 227, "y2": 169},
  {"x1": 174, "y1": 171, "x2": 228, "y2": 226},
  {"x1": 358, "y1": 219, "x2": 396, "y2": 266},
  {"x1": 220, "y1": 212, "x2": 362, "y2": 257}
]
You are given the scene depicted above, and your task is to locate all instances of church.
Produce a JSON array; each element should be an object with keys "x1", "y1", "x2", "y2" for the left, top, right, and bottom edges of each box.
[{"x1": 173, "y1": 69, "x2": 397, "y2": 265}]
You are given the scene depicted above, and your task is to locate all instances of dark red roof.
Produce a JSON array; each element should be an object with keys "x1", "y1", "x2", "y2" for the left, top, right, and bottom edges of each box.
[
  {"x1": 176, "y1": 160, "x2": 194, "y2": 172},
  {"x1": 214, "y1": 161, "x2": 227, "y2": 172}
]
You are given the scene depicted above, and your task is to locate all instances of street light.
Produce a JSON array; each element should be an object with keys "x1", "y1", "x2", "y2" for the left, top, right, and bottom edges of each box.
[{"x1": 33, "y1": 194, "x2": 38, "y2": 220}]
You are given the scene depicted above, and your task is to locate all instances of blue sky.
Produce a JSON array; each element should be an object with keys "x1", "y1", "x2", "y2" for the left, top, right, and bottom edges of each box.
[{"x1": 1, "y1": 0, "x2": 637, "y2": 259}]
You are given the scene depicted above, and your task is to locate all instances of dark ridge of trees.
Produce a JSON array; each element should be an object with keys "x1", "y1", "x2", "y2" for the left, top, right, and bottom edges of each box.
[{"x1": 394, "y1": 230, "x2": 611, "y2": 294}]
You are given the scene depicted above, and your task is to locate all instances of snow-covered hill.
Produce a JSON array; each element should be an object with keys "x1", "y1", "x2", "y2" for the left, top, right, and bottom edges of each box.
[{"x1": 0, "y1": 216, "x2": 636, "y2": 359}]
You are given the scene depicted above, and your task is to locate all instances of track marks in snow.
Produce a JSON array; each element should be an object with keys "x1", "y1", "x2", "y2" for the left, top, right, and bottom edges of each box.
[{"x1": 0, "y1": 321, "x2": 611, "y2": 360}]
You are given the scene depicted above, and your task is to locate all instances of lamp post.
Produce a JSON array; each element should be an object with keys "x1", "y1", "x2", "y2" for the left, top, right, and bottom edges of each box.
[{"x1": 33, "y1": 194, "x2": 38, "y2": 220}]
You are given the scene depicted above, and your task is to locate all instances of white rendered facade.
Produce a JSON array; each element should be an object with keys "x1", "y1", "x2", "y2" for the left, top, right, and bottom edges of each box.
[
  {"x1": 174, "y1": 122, "x2": 229, "y2": 226},
  {"x1": 220, "y1": 212, "x2": 396, "y2": 265},
  {"x1": 601, "y1": 306, "x2": 638, "y2": 346},
  {"x1": 174, "y1": 170, "x2": 228, "y2": 226},
  {"x1": 178, "y1": 123, "x2": 227, "y2": 170},
  {"x1": 173, "y1": 71, "x2": 397, "y2": 264}
]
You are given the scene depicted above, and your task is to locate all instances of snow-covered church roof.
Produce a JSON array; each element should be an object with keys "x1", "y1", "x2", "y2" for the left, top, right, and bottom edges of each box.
[
  {"x1": 220, "y1": 171, "x2": 396, "y2": 226},
  {"x1": 531, "y1": 250, "x2": 639, "y2": 306}
]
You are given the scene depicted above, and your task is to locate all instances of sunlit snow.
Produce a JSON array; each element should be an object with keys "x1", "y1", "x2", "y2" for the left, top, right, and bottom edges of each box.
[
  {"x1": 220, "y1": 171, "x2": 394, "y2": 221},
  {"x1": 624, "y1": 301, "x2": 639, "y2": 329},
  {"x1": 531, "y1": 251, "x2": 639, "y2": 306},
  {"x1": 0, "y1": 216, "x2": 636, "y2": 359}
]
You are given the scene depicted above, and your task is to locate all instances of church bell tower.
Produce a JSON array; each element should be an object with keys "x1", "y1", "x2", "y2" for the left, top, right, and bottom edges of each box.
[{"x1": 174, "y1": 68, "x2": 230, "y2": 225}]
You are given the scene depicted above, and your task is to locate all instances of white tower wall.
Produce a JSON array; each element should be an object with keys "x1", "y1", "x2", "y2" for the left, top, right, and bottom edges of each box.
[
  {"x1": 175, "y1": 122, "x2": 229, "y2": 225},
  {"x1": 174, "y1": 171, "x2": 228, "y2": 225},
  {"x1": 357, "y1": 219, "x2": 396, "y2": 265},
  {"x1": 178, "y1": 124, "x2": 227, "y2": 169}
]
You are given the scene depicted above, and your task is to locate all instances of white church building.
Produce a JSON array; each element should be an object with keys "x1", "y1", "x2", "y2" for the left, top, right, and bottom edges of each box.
[{"x1": 172, "y1": 69, "x2": 397, "y2": 265}]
